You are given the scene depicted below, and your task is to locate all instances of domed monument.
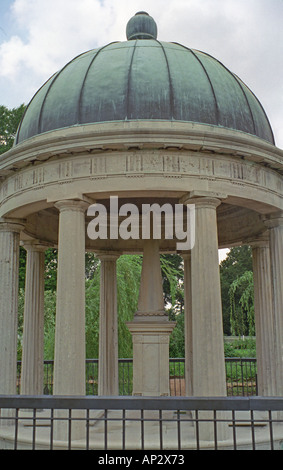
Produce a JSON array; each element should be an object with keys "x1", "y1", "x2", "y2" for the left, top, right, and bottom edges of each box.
[{"x1": 0, "y1": 12, "x2": 282, "y2": 439}]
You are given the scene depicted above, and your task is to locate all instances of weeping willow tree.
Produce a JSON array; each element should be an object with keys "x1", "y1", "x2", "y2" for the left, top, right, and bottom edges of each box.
[
  {"x1": 17, "y1": 254, "x2": 142, "y2": 360},
  {"x1": 160, "y1": 254, "x2": 185, "y2": 357},
  {"x1": 229, "y1": 271, "x2": 255, "y2": 336},
  {"x1": 18, "y1": 253, "x2": 183, "y2": 359},
  {"x1": 85, "y1": 253, "x2": 184, "y2": 358},
  {"x1": 85, "y1": 254, "x2": 143, "y2": 358}
]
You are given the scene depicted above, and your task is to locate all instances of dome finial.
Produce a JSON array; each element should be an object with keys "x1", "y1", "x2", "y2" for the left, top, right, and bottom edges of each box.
[{"x1": 126, "y1": 12, "x2": 158, "y2": 40}]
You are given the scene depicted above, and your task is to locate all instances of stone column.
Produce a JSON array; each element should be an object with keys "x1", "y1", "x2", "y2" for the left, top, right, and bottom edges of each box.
[
  {"x1": 182, "y1": 252, "x2": 193, "y2": 396},
  {"x1": 0, "y1": 218, "x2": 25, "y2": 398},
  {"x1": 97, "y1": 252, "x2": 119, "y2": 396},
  {"x1": 252, "y1": 239, "x2": 277, "y2": 396},
  {"x1": 182, "y1": 196, "x2": 227, "y2": 441},
  {"x1": 127, "y1": 239, "x2": 175, "y2": 397},
  {"x1": 263, "y1": 213, "x2": 283, "y2": 396},
  {"x1": 189, "y1": 197, "x2": 226, "y2": 397},
  {"x1": 53, "y1": 200, "x2": 88, "y2": 442},
  {"x1": 20, "y1": 241, "x2": 47, "y2": 396}
]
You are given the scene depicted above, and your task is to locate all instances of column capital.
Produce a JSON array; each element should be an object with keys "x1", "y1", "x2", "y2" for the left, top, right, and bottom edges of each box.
[
  {"x1": 54, "y1": 199, "x2": 89, "y2": 213},
  {"x1": 21, "y1": 239, "x2": 50, "y2": 253},
  {"x1": 180, "y1": 195, "x2": 224, "y2": 210},
  {"x1": 96, "y1": 251, "x2": 121, "y2": 262},
  {"x1": 180, "y1": 191, "x2": 227, "y2": 208},
  {"x1": 0, "y1": 217, "x2": 26, "y2": 233},
  {"x1": 262, "y1": 211, "x2": 283, "y2": 229},
  {"x1": 190, "y1": 197, "x2": 222, "y2": 210},
  {"x1": 248, "y1": 234, "x2": 270, "y2": 248}
]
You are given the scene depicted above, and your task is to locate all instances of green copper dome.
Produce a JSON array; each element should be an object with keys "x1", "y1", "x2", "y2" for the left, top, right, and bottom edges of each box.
[{"x1": 15, "y1": 12, "x2": 275, "y2": 145}]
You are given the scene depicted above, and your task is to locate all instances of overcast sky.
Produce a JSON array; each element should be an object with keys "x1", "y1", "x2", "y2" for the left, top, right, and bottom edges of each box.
[{"x1": 0, "y1": 0, "x2": 282, "y2": 149}]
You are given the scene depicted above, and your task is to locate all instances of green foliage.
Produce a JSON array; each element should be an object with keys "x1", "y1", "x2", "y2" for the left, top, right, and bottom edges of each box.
[
  {"x1": 18, "y1": 252, "x2": 186, "y2": 360},
  {"x1": 17, "y1": 288, "x2": 25, "y2": 359},
  {"x1": 160, "y1": 254, "x2": 185, "y2": 357},
  {"x1": 224, "y1": 338, "x2": 256, "y2": 358},
  {"x1": 19, "y1": 247, "x2": 27, "y2": 290},
  {"x1": 85, "y1": 254, "x2": 142, "y2": 359},
  {"x1": 224, "y1": 342, "x2": 239, "y2": 358},
  {"x1": 229, "y1": 271, "x2": 255, "y2": 336},
  {"x1": 160, "y1": 254, "x2": 183, "y2": 309},
  {"x1": 43, "y1": 291, "x2": 57, "y2": 359},
  {"x1": 220, "y1": 246, "x2": 253, "y2": 334},
  {"x1": 85, "y1": 269, "x2": 100, "y2": 359},
  {"x1": 85, "y1": 252, "x2": 100, "y2": 280},
  {"x1": 169, "y1": 311, "x2": 185, "y2": 358},
  {"x1": 44, "y1": 250, "x2": 58, "y2": 291},
  {"x1": 0, "y1": 104, "x2": 26, "y2": 154},
  {"x1": 85, "y1": 253, "x2": 186, "y2": 359},
  {"x1": 231, "y1": 337, "x2": 256, "y2": 357},
  {"x1": 117, "y1": 255, "x2": 142, "y2": 357}
]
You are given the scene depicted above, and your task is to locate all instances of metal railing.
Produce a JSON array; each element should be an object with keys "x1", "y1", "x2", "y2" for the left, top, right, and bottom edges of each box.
[
  {"x1": 17, "y1": 358, "x2": 257, "y2": 397},
  {"x1": 0, "y1": 395, "x2": 283, "y2": 451},
  {"x1": 225, "y1": 358, "x2": 257, "y2": 396}
]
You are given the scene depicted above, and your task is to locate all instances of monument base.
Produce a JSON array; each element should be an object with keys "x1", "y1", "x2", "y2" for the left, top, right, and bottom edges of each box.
[{"x1": 126, "y1": 319, "x2": 176, "y2": 397}]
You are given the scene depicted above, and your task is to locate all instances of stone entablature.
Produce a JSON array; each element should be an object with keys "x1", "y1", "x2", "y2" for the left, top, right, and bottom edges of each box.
[
  {"x1": 1, "y1": 122, "x2": 283, "y2": 176},
  {"x1": 0, "y1": 122, "x2": 283, "y2": 221}
]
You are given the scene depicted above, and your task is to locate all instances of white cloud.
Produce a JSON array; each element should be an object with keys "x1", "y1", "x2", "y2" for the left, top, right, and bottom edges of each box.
[
  {"x1": 0, "y1": 35, "x2": 25, "y2": 76},
  {"x1": 0, "y1": 0, "x2": 282, "y2": 146}
]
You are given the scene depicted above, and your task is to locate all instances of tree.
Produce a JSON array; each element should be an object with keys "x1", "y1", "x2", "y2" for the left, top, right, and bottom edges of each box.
[
  {"x1": 0, "y1": 104, "x2": 26, "y2": 154},
  {"x1": 229, "y1": 270, "x2": 255, "y2": 336},
  {"x1": 220, "y1": 246, "x2": 253, "y2": 334},
  {"x1": 161, "y1": 254, "x2": 184, "y2": 310},
  {"x1": 85, "y1": 253, "x2": 184, "y2": 359},
  {"x1": 85, "y1": 254, "x2": 142, "y2": 359},
  {"x1": 160, "y1": 254, "x2": 185, "y2": 357}
]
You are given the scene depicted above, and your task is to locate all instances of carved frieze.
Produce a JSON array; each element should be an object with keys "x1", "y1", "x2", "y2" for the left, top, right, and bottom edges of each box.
[{"x1": 0, "y1": 150, "x2": 283, "y2": 216}]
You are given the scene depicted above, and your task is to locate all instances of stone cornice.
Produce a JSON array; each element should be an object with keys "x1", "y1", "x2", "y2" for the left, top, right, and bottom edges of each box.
[{"x1": 0, "y1": 121, "x2": 282, "y2": 178}]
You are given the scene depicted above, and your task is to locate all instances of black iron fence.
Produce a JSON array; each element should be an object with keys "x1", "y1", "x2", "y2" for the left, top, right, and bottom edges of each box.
[
  {"x1": 17, "y1": 358, "x2": 257, "y2": 397},
  {"x1": 0, "y1": 395, "x2": 283, "y2": 450},
  {"x1": 225, "y1": 358, "x2": 257, "y2": 396}
]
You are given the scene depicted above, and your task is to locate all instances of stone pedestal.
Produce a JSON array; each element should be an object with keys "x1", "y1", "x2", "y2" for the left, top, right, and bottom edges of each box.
[
  {"x1": 127, "y1": 239, "x2": 175, "y2": 397},
  {"x1": 98, "y1": 253, "x2": 119, "y2": 396},
  {"x1": 53, "y1": 200, "x2": 88, "y2": 441},
  {"x1": 126, "y1": 321, "x2": 175, "y2": 396},
  {"x1": 20, "y1": 241, "x2": 47, "y2": 396}
]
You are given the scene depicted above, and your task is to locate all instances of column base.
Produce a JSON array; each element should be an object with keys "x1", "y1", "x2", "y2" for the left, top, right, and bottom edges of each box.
[{"x1": 126, "y1": 319, "x2": 175, "y2": 397}]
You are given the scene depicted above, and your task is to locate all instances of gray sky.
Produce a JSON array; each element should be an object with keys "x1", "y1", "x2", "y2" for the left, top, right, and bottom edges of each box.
[{"x1": 0, "y1": 0, "x2": 282, "y2": 148}]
